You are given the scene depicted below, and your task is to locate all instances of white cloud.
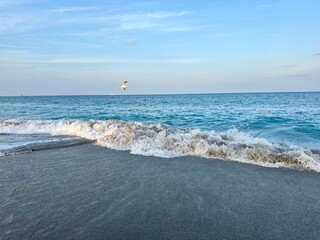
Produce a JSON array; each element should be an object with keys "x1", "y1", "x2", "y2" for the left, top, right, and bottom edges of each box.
[
  {"x1": 43, "y1": 57, "x2": 125, "y2": 63},
  {"x1": 0, "y1": 51, "x2": 204, "y2": 69},
  {"x1": 0, "y1": 7, "x2": 195, "y2": 34},
  {"x1": 37, "y1": 57, "x2": 203, "y2": 64},
  {"x1": 109, "y1": 11, "x2": 192, "y2": 21},
  {"x1": 160, "y1": 25, "x2": 209, "y2": 32},
  {"x1": 0, "y1": 43, "x2": 31, "y2": 48},
  {"x1": 119, "y1": 21, "x2": 158, "y2": 30},
  {"x1": 109, "y1": 11, "x2": 193, "y2": 31},
  {"x1": 51, "y1": 6, "x2": 101, "y2": 13},
  {"x1": 143, "y1": 11, "x2": 192, "y2": 18}
]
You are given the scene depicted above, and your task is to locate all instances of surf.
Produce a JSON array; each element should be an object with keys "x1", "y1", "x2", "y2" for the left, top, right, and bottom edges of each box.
[{"x1": 1, "y1": 119, "x2": 319, "y2": 172}]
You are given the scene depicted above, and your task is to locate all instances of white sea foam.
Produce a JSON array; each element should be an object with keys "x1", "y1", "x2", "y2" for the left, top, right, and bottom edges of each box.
[{"x1": 0, "y1": 119, "x2": 319, "y2": 172}]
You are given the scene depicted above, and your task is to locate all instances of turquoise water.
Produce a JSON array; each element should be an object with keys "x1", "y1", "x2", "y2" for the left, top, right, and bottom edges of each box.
[{"x1": 0, "y1": 92, "x2": 319, "y2": 171}]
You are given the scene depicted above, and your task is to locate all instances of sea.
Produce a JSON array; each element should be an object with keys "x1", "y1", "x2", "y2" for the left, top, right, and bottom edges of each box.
[{"x1": 0, "y1": 92, "x2": 319, "y2": 171}]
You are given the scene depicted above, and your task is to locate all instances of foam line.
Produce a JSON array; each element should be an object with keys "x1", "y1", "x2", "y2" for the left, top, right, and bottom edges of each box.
[{"x1": 1, "y1": 119, "x2": 319, "y2": 171}]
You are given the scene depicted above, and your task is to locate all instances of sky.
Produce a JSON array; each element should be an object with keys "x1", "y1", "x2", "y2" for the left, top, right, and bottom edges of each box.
[{"x1": 0, "y1": 0, "x2": 320, "y2": 95}]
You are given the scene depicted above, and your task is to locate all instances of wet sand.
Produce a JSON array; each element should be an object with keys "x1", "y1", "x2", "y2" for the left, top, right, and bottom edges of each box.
[{"x1": 1, "y1": 143, "x2": 320, "y2": 240}]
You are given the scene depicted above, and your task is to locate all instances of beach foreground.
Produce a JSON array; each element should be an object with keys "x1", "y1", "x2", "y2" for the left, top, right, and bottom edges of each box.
[{"x1": 1, "y1": 144, "x2": 320, "y2": 240}]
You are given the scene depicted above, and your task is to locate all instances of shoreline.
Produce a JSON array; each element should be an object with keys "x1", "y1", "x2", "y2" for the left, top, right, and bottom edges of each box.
[{"x1": 1, "y1": 143, "x2": 320, "y2": 240}]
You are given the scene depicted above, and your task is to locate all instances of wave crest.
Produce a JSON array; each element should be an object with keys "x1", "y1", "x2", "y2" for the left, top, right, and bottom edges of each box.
[{"x1": 1, "y1": 119, "x2": 319, "y2": 171}]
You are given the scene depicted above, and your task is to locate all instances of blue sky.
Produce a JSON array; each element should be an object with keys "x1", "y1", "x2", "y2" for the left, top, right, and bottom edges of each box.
[{"x1": 0, "y1": 0, "x2": 320, "y2": 95}]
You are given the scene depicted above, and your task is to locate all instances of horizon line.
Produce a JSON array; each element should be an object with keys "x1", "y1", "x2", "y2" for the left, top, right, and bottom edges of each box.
[{"x1": 1, "y1": 90, "x2": 319, "y2": 97}]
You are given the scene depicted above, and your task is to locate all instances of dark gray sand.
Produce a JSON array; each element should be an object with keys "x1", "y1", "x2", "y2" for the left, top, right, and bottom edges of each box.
[{"x1": 1, "y1": 144, "x2": 320, "y2": 240}]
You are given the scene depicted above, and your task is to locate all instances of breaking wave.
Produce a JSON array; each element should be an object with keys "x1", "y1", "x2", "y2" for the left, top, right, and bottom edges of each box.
[{"x1": 0, "y1": 119, "x2": 319, "y2": 172}]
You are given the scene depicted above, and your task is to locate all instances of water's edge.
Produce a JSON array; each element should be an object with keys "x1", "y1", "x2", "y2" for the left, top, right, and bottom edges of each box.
[{"x1": 1, "y1": 119, "x2": 319, "y2": 172}]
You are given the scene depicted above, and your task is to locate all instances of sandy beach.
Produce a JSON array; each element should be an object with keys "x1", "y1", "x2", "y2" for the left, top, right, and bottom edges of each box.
[{"x1": 1, "y1": 143, "x2": 319, "y2": 240}]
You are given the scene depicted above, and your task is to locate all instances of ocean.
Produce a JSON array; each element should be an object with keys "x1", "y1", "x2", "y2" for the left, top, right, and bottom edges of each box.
[{"x1": 0, "y1": 92, "x2": 319, "y2": 171}]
